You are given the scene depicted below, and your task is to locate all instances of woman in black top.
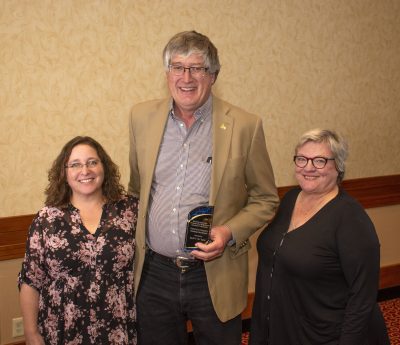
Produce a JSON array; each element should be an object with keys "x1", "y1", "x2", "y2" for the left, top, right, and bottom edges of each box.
[{"x1": 250, "y1": 129, "x2": 389, "y2": 345}]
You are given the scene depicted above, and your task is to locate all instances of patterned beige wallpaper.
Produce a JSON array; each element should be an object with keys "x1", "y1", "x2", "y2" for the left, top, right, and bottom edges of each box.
[{"x1": 1, "y1": 0, "x2": 399, "y2": 217}]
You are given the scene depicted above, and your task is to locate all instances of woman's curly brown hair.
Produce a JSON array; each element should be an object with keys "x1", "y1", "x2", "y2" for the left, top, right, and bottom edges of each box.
[{"x1": 45, "y1": 136, "x2": 126, "y2": 207}]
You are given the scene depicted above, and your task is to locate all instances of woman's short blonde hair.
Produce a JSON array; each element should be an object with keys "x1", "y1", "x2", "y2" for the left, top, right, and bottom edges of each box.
[{"x1": 295, "y1": 129, "x2": 349, "y2": 183}]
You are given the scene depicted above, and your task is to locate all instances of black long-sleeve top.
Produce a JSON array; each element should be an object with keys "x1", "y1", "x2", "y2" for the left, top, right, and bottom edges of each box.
[{"x1": 250, "y1": 188, "x2": 389, "y2": 345}]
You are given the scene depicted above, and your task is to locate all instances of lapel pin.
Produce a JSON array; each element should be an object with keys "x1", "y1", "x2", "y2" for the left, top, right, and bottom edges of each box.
[{"x1": 220, "y1": 123, "x2": 227, "y2": 130}]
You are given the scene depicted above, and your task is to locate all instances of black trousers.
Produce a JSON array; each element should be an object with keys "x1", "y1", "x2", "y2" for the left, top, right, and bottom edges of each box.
[{"x1": 136, "y1": 251, "x2": 242, "y2": 345}]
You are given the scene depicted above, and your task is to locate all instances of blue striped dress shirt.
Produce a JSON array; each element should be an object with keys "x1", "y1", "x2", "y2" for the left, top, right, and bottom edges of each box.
[{"x1": 147, "y1": 96, "x2": 213, "y2": 258}]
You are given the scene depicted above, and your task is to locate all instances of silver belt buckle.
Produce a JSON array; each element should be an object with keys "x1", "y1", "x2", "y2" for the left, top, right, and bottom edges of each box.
[{"x1": 175, "y1": 256, "x2": 191, "y2": 271}]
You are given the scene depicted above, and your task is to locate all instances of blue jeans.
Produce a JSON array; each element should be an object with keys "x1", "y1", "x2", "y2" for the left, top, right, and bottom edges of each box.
[{"x1": 136, "y1": 251, "x2": 242, "y2": 345}]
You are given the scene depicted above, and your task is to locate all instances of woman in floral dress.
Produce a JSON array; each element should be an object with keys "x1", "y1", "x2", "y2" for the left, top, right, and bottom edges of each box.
[{"x1": 19, "y1": 136, "x2": 138, "y2": 345}]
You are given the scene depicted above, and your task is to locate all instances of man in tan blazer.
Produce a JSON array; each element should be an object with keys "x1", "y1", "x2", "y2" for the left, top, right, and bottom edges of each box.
[{"x1": 128, "y1": 31, "x2": 279, "y2": 345}]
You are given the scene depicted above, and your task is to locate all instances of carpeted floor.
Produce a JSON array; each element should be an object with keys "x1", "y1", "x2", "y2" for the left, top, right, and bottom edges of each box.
[{"x1": 379, "y1": 297, "x2": 400, "y2": 345}]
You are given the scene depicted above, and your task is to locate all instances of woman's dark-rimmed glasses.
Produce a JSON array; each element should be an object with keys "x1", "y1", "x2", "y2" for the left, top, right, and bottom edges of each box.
[{"x1": 293, "y1": 156, "x2": 335, "y2": 169}]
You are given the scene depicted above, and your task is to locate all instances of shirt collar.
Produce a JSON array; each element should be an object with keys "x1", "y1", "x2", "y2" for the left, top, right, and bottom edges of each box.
[{"x1": 169, "y1": 94, "x2": 213, "y2": 121}]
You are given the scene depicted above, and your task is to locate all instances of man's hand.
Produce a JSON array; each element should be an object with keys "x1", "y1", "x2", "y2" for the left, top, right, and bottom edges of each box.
[{"x1": 190, "y1": 225, "x2": 232, "y2": 261}]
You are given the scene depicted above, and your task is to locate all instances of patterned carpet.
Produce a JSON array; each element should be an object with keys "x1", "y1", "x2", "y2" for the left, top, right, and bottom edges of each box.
[{"x1": 379, "y1": 297, "x2": 400, "y2": 345}]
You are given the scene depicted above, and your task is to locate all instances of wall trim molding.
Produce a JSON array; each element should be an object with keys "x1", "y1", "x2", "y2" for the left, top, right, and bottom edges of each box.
[
  {"x1": 0, "y1": 215, "x2": 33, "y2": 261},
  {"x1": 1, "y1": 174, "x2": 399, "y2": 261},
  {"x1": 379, "y1": 263, "x2": 400, "y2": 290}
]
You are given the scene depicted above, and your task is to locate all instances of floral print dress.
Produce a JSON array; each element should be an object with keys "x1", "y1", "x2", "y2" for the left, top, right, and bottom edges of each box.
[{"x1": 18, "y1": 195, "x2": 138, "y2": 345}]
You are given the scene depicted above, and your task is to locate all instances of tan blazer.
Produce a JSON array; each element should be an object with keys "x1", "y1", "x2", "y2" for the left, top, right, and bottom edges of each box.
[{"x1": 128, "y1": 96, "x2": 279, "y2": 322}]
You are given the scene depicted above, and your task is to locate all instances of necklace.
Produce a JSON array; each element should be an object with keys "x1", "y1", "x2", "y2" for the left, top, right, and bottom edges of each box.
[{"x1": 288, "y1": 191, "x2": 333, "y2": 232}]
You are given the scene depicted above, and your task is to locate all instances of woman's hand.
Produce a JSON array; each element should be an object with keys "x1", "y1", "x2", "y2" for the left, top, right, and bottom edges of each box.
[
  {"x1": 25, "y1": 331, "x2": 45, "y2": 345},
  {"x1": 19, "y1": 284, "x2": 44, "y2": 345}
]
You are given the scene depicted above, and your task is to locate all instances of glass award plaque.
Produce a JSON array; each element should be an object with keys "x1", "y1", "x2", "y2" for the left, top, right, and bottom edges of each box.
[{"x1": 184, "y1": 206, "x2": 214, "y2": 250}]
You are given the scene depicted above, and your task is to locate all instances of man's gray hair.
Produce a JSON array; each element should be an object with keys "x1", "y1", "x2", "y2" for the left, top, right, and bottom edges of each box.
[{"x1": 163, "y1": 31, "x2": 221, "y2": 77}]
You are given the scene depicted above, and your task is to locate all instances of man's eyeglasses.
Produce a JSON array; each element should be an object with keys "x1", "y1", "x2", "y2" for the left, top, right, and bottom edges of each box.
[
  {"x1": 293, "y1": 156, "x2": 335, "y2": 169},
  {"x1": 168, "y1": 65, "x2": 209, "y2": 77},
  {"x1": 65, "y1": 159, "x2": 101, "y2": 171}
]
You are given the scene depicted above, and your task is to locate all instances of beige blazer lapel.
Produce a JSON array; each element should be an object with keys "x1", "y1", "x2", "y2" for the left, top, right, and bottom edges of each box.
[
  {"x1": 141, "y1": 100, "x2": 170, "y2": 211},
  {"x1": 210, "y1": 98, "x2": 233, "y2": 204}
]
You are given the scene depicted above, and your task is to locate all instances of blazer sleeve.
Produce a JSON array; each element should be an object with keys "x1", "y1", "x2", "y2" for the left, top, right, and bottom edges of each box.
[{"x1": 225, "y1": 116, "x2": 279, "y2": 251}]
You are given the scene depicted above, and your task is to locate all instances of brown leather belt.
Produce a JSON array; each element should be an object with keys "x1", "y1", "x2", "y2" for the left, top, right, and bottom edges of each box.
[{"x1": 147, "y1": 249, "x2": 203, "y2": 273}]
